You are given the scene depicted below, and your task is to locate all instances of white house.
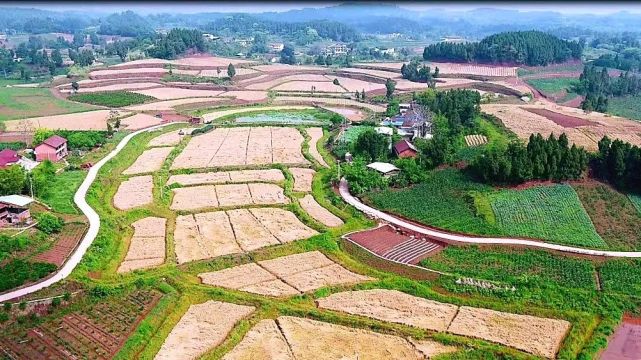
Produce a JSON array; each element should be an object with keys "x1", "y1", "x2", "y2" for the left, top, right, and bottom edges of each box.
[{"x1": 367, "y1": 162, "x2": 400, "y2": 177}]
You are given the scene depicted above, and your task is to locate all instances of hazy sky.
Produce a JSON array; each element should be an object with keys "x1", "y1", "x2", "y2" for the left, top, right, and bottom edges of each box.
[{"x1": 5, "y1": 2, "x2": 641, "y2": 15}]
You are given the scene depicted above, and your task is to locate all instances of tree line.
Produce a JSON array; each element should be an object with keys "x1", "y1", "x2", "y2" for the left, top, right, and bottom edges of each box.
[
  {"x1": 147, "y1": 28, "x2": 205, "y2": 60},
  {"x1": 576, "y1": 65, "x2": 641, "y2": 112},
  {"x1": 423, "y1": 31, "x2": 583, "y2": 66},
  {"x1": 205, "y1": 15, "x2": 360, "y2": 42},
  {"x1": 471, "y1": 133, "x2": 588, "y2": 184},
  {"x1": 594, "y1": 136, "x2": 641, "y2": 192}
]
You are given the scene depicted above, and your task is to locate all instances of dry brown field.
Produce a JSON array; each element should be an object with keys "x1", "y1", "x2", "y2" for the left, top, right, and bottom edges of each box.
[
  {"x1": 272, "y1": 80, "x2": 345, "y2": 93},
  {"x1": 123, "y1": 147, "x2": 174, "y2": 175},
  {"x1": 4, "y1": 110, "x2": 129, "y2": 131},
  {"x1": 117, "y1": 217, "x2": 166, "y2": 273},
  {"x1": 119, "y1": 113, "x2": 165, "y2": 130},
  {"x1": 113, "y1": 175, "x2": 154, "y2": 210},
  {"x1": 299, "y1": 195, "x2": 343, "y2": 227},
  {"x1": 133, "y1": 87, "x2": 224, "y2": 100},
  {"x1": 289, "y1": 168, "x2": 315, "y2": 192},
  {"x1": 167, "y1": 169, "x2": 285, "y2": 186}
]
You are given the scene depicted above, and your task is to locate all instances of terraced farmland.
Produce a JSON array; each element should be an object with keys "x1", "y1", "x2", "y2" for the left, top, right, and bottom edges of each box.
[{"x1": 489, "y1": 184, "x2": 606, "y2": 248}]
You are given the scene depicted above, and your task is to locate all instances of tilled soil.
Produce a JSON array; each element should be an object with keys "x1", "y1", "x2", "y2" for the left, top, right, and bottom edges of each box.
[
  {"x1": 316, "y1": 289, "x2": 459, "y2": 332},
  {"x1": 299, "y1": 195, "x2": 343, "y2": 227},
  {"x1": 305, "y1": 127, "x2": 329, "y2": 167},
  {"x1": 113, "y1": 175, "x2": 153, "y2": 210},
  {"x1": 199, "y1": 251, "x2": 373, "y2": 297},
  {"x1": 123, "y1": 147, "x2": 174, "y2": 175},
  {"x1": 154, "y1": 301, "x2": 255, "y2": 360},
  {"x1": 118, "y1": 217, "x2": 166, "y2": 273},
  {"x1": 222, "y1": 319, "x2": 295, "y2": 360},
  {"x1": 289, "y1": 168, "x2": 315, "y2": 192},
  {"x1": 447, "y1": 306, "x2": 571, "y2": 359}
]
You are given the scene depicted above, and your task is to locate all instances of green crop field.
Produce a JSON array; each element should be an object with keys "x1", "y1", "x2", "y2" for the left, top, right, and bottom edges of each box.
[
  {"x1": 421, "y1": 246, "x2": 597, "y2": 290},
  {"x1": 608, "y1": 95, "x2": 641, "y2": 121},
  {"x1": 525, "y1": 77, "x2": 579, "y2": 94},
  {"x1": 367, "y1": 169, "x2": 502, "y2": 235},
  {"x1": 489, "y1": 184, "x2": 607, "y2": 248},
  {"x1": 599, "y1": 259, "x2": 641, "y2": 296},
  {"x1": 0, "y1": 86, "x2": 96, "y2": 121},
  {"x1": 68, "y1": 91, "x2": 156, "y2": 107},
  {"x1": 338, "y1": 125, "x2": 374, "y2": 144}
]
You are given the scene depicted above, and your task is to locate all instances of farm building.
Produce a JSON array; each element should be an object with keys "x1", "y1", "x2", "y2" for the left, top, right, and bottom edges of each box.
[
  {"x1": 0, "y1": 195, "x2": 33, "y2": 227},
  {"x1": 367, "y1": 162, "x2": 400, "y2": 177},
  {"x1": 393, "y1": 139, "x2": 418, "y2": 158},
  {"x1": 269, "y1": 43, "x2": 284, "y2": 52},
  {"x1": 322, "y1": 43, "x2": 349, "y2": 56},
  {"x1": 34, "y1": 135, "x2": 68, "y2": 162},
  {"x1": 383, "y1": 103, "x2": 432, "y2": 139},
  {"x1": 0, "y1": 149, "x2": 20, "y2": 168}
]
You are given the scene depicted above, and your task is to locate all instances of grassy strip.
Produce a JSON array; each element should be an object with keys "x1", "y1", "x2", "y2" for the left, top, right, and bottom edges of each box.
[
  {"x1": 68, "y1": 91, "x2": 156, "y2": 107},
  {"x1": 38, "y1": 170, "x2": 85, "y2": 215}
]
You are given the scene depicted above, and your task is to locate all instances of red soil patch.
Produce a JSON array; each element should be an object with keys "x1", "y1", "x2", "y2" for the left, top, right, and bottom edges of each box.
[
  {"x1": 347, "y1": 225, "x2": 410, "y2": 254},
  {"x1": 522, "y1": 107, "x2": 594, "y2": 128},
  {"x1": 560, "y1": 95, "x2": 584, "y2": 108},
  {"x1": 33, "y1": 223, "x2": 87, "y2": 266},
  {"x1": 600, "y1": 317, "x2": 641, "y2": 360}
]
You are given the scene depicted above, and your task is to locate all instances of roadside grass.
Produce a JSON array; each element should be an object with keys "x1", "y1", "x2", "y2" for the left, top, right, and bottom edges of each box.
[
  {"x1": 488, "y1": 184, "x2": 606, "y2": 248},
  {"x1": 68, "y1": 91, "x2": 156, "y2": 107},
  {"x1": 39, "y1": 170, "x2": 86, "y2": 215},
  {"x1": 0, "y1": 86, "x2": 96, "y2": 121},
  {"x1": 608, "y1": 95, "x2": 641, "y2": 121},
  {"x1": 573, "y1": 183, "x2": 641, "y2": 251}
]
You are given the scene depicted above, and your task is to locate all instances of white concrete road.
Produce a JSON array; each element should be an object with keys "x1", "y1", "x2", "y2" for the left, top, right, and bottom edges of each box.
[
  {"x1": 0, "y1": 123, "x2": 182, "y2": 303},
  {"x1": 339, "y1": 178, "x2": 641, "y2": 258}
]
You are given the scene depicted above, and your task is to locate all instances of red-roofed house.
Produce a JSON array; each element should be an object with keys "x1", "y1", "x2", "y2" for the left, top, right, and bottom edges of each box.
[
  {"x1": 393, "y1": 139, "x2": 418, "y2": 158},
  {"x1": 34, "y1": 135, "x2": 68, "y2": 162},
  {"x1": 0, "y1": 149, "x2": 20, "y2": 168}
]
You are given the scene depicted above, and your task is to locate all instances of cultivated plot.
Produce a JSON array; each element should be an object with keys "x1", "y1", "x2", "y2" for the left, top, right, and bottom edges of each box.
[
  {"x1": 172, "y1": 126, "x2": 307, "y2": 169},
  {"x1": 113, "y1": 175, "x2": 154, "y2": 210},
  {"x1": 448, "y1": 306, "x2": 570, "y2": 359},
  {"x1": 167, "y1": 169, "x2": 285, "y2": 186},
  {"x1": 305, "y1": 127, "x2": 329, "y2": 167},
  {"x1": 3, "y1": 110, "x2": 130, "y2": 131},
  {"x1": 274, "y1": 96, "x2": 386, "y2": 112},
  {"x1": 119, "y1": 113, "x2": 165, "y2": 130},
  {"x1": 148, "y1": 128, "x2": 194, "y2": 147},
  {"x1": 123, "y1": 147, "x2": 174, "y2": 175},
  {"x1": 201, "y1": 106, "x2": 312, "y2": 123},
  {"x1": 199, "y1": 251, "x2": 373, "y2": 296},
  {"x1": 133, "y1": 87, "x2": 224, "y2": 100},
  {"x1": 170, "y1": 183, "x2": 288, "y2": 211},
  {"x1": 317, "y1": 289, "x2": 571, "y2": 358},
  {"x1": 154, "y1": 300, "x2": 255, "y2": 360},
  {"x1": 174, "y1": 209, "x2": 317, "y2": 264},
  {"x1": 118, "y1": 217, "x2": 166, "y2": 273},
  {"x1": 289, "y1": 167, "x2": 315, "y2": 192},
  {"x1": 299, "y1": 195, "x2": 343, "y2": 227},
  {"x1": 125, "y1": 97, "x2": 227, "y2": 111}
]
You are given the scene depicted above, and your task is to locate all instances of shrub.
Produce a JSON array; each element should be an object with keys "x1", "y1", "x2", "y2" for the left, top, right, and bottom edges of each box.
[
  {"x1": 0, "y1": 260, "x2": 57, "y2": 293},
  {"x1": 191, "y1": 124, "x2": 214, "y2": 135},
  {"x1": 35, "y1": 212, "x2": 64, "y2": 234},
  {"x1": 0, "y1": 312, "x2": 8, "y2": 323},
  {"x1": 0, "y1": 142, "x2": 26, "y2": 151},
  {"x1": 51, "y1": 297, "x2": 61, "y2": 307},
  {"x1": 18, "y1": 301, "x2": 27, "y2": 310},
  {"x1": 3, "y1": 302, "x2": 11, "y2": 311}
]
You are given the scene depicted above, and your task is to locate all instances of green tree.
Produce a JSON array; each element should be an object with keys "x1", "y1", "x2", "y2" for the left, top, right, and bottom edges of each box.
[
  {"x1": 227, "y1": 63, "x2": 236, "y2": 78},
  {"x1": 35, "y1": 212, "x2": 64, "y2": 234},
  {"x1": 280, "y1": 44, "x2": 296, "y2": 65},
  {"x1": 51, "y1": 49, "x2": 63, "y2": 67},
  {"x1": 333, "y1": 78, "x2": 340, "y2": 85},
  {"x1": 0, "y1": 165, "x2": 26, "y2": 196},
  {"x1": 71, "y1": 81, "x2": 79, "y2": 93},
  {"x1": 353, "y1": 129, "x2": 389, "y2": 162},
  {"x1": 33, "y1": 128, "x2": 55, "y2": 146},
  {"x1": 31, "y1": 160, "x2": 55, "y2": 197},
  {"x1": 385, "y1": 78, "x2": 395, "y2": 99},
  {"x1": 386, "y1": 98, "x2": 400, "y2": 117}
]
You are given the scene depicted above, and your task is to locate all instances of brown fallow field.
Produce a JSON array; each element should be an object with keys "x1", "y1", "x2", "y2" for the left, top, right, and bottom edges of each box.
[
  {"x1": 173, "y1": 209, "x2": 317, "y2": 263},
  {"x1": 119, "y1": 113, "x2": 165, "y2": 130},
  {"x1": 117, "y1": 217, "x2": 166, "y2": 273},
  {"x1": 113, "y1": 175, "x2": 154, "y2": 210},
  {"x1": 318, "y1": 289, "x2": 571, "y2": 358},
  {"x1": 170, "y1": 183, "x2": 288, "y2": 211},
  {"x1": 289, "y1": 167, "x2": 315, "y2": 192},
  {"x1": 199, "y1": 251, "x2": 373, "y2": 296},
  {"x1": 3, "y1": 110, "x2": 130, "y2": 131},
  {"x1": 299, "y1": 194, "x2": 344, "y2": 227},
  {"x1": 172, "y1": 126, "x2": 308, "y2": 169},
  {"x1": 482, "y1": 103, "x2": 641, "y2": 151},
  {"x1": 168, "y1": 169, "x2": 284, "y2": 186},
  {"x1": 154, "y1": 300, "x2": 255, "y2": 360},
  {"x1": 123, "y1": 147, "x2": 174, "y2": 175}
]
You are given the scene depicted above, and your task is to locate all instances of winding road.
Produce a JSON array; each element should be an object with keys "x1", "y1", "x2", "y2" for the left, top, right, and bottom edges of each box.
[
  {"x1": 339, "y1": 178, "x2": 641, "y2": 258},
  {"x1": 0, "y1": 123, "x2": 181, "y2": 303}
]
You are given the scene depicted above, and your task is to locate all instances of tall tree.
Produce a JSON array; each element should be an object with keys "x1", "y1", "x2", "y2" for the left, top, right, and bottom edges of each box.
[{"x1": 227, "y1": 63, "x2": 236, "y2": 78}]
